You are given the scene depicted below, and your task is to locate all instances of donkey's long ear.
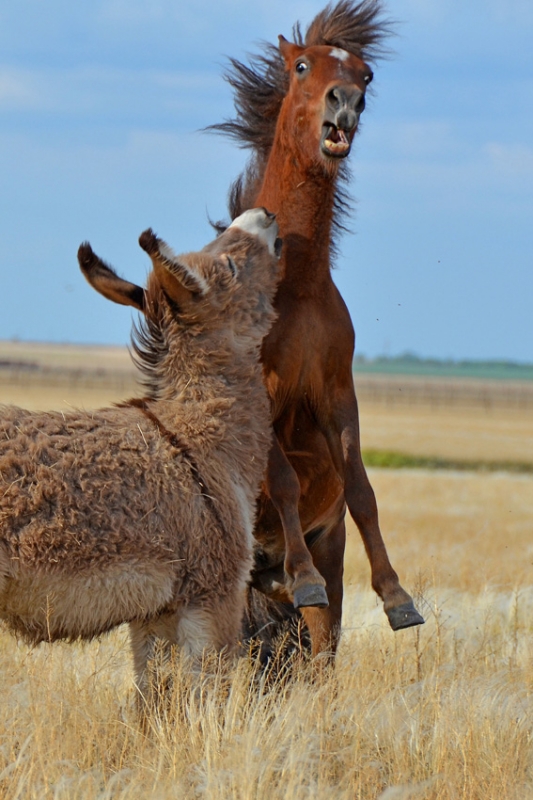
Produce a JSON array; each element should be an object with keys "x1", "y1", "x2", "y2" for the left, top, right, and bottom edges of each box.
[
  {"x1": 139, "y1": 229, "x2": 207, "y2": 309},
  {"x1": 78, "y1": 243, "x2": 145, "y2": 311}
]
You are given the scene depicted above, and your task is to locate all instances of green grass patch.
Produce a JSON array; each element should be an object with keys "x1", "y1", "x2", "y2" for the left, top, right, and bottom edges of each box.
[
  {"x1": 353, "y1": 355, "x2": 533, "y2": 382},
  {"x1": 362, "y1": 449, "x2": 533, "y2": 474}
]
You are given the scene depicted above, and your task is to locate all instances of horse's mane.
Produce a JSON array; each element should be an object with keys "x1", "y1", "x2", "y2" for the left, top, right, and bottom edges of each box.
[{"x1": 209, "y1": 0, "x2": 393, "y2": 243}]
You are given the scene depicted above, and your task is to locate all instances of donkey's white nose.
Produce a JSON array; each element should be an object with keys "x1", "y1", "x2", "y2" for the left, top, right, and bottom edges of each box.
[{"x1": 229, "y1": 208, "x2": 279, "y2": 255}]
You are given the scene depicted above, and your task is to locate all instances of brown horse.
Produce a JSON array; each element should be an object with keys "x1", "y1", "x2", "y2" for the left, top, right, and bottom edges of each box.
[{"x1": 212, "y1": 0, "x2": 424, "y2": 656}]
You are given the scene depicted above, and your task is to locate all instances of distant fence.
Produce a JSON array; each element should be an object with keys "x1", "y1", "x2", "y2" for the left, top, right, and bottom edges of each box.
[
  {"x1": 1, "y1": 364, "x2": 532, "y2": 411},
  {"x1": 354, "y1": 374, "x2": 533, "y2": 410},
  {"x1": 0, "y1": 365, "x2": 138, "y2": 395}
]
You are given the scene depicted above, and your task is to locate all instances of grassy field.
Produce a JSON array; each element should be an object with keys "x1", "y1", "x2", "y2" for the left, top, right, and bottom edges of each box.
[
  {"x1": 0, "y1": 341, "x2": 138, "y2": 410},
  {"x1": 358, "y1": 403, "x2": 533, "y2": 466},
  {"x1": 0, "y1": 343, "x2": 532, "y2": 798}
]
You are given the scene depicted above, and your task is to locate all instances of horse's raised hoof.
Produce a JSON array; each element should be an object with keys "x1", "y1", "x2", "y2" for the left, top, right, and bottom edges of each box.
[
  {"x1": 293, "y1": 584, "x2": 329, "y2": 609},
  {"x1": 386, "y1": 602, "x2": 425, "y2": 631}
]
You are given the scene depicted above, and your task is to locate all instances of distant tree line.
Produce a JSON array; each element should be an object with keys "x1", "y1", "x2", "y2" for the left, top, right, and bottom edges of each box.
[{"x1": 353, "y1": 353, "x2": 533, "y2": 382}]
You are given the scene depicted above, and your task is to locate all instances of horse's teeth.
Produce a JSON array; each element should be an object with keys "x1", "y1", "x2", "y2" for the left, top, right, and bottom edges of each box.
[{"x1": 325, "y1": 139, "x2": 349, "y2": 153}]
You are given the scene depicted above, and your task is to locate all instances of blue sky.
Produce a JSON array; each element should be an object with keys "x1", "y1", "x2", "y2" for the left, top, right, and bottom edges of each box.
[{"x1": 0, "y1": 0, "x2": 532, "y2": 361}]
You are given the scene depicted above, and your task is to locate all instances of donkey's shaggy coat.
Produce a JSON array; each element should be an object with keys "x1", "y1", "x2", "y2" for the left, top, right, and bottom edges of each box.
[{"x1": 0, "y1": 208, "x2": 280, "y2": 694}]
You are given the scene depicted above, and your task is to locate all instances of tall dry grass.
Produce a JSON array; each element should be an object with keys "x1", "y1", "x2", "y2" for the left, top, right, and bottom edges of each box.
[
  {"x1": 1, "y1": 592, "x2": 532, "y2": 798},
  {"x1": 0, "y1": 383, "x2": 134, "y2": 412},
  {"x1": 1, "y1": 346, "x2": 532, "y2": 798},
  {"x1": 1, "y1": 469, "x2": 532, "y2": 799},
  {"x1": 358, "y1": 403, "x2": 533, "y2": 465}
]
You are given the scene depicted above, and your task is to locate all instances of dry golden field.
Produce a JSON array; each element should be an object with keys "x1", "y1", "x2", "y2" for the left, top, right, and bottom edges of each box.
[
  {"x1": 358, "y1": 403, "x2": 533, "y2": 465},
  {"x1": 1, "y1": 343, "x2": 532, "y2": 799}
]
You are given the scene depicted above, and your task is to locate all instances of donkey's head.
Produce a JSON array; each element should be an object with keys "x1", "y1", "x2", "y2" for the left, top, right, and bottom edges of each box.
[{"x1": 78, "y1": 208, "x2": 281, "y2": 392}]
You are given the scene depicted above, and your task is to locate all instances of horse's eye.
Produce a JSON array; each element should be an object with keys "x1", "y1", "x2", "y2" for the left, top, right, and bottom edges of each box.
[
  {"x1": 364, "y1": 72, "x2": 373, "y2": 85},
  {"x1": 295, "y1": 61, "x2": 308, "y2": 74}
]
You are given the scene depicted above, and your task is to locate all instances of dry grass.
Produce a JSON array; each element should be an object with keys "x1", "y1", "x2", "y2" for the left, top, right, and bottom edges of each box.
[
  {"x1": 345, "y1": 469, "x2": 533, "y2": 593},
  {"x1": 0, "y1": 383, "x2": 133, "y2": 411},
  {"x1": 0, "y1": 341, "x2": 137, "y2": 410},
  {"x1": 358, "y1": 402, "x2": 533, "y2": 465},
  {"x1": 0, "y1": 340, "x2": 132, "y2": 372},
  {"x1": 0, "y1": 491, "x2": 531, "y2": 800},
  {"x1": 1, "y1": 345, "x2": 533, "y2": 797},
  {"x1": 2, "y1": 529, "x2": 532, "y2": 799}
]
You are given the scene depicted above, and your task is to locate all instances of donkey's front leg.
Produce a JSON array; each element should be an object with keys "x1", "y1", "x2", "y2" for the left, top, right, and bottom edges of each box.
[
  {"x1": 129, "y1": 613, "x2": 178, "y2": 721},
  {"x1": 129, "y1": 620, "x2": 159, "y2": 718},
  {"x1": 265, "y1": 435, "x2": 328, "y2": 609}
]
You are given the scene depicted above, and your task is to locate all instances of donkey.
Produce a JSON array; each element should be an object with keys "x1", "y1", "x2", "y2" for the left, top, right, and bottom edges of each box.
[{"x1": 0, "y1": 208, "x2": 281, "y2": 701}]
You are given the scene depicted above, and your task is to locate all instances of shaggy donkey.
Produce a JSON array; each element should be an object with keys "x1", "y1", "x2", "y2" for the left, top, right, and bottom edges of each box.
[{"x1": 0, "y1": 208, "x2": 281, "y2": 699}]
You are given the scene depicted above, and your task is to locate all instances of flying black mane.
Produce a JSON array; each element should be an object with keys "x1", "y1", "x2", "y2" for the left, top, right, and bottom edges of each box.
[{"x1": 209, "y1": 0, "x2": 392, "y2": 239}]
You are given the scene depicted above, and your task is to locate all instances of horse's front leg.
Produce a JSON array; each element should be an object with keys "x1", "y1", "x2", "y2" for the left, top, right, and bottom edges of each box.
[
  {"x1": 264, "y1": 435, "x2": 328, "y2": 609},
  {"x1": 327, "y1": 386, "x2": 424, "y2": 631}
]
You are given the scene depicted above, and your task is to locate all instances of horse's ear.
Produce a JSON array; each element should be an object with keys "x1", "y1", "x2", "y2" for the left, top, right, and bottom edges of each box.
[
  {"x1": 139, "y1": 229, "x2": 207, "y2": 309},
  {"x1": 78, "y1": 243, "x2": 145, "y2": 311},
  {"x1": 278, "y1": 35, "x2": 305, "y2": 68}
]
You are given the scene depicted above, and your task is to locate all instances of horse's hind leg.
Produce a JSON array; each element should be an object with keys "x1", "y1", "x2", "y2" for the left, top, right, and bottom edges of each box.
[
  {"x1": 300, "y1": 517, "x2": 345, "y2": 660},
  {"x1": 348, "y1": 467, "x2": 424, "y2": 629},
  {"x1": 330, "y1": 392, "x2": 424, "y2": 631},
  {"x1": 265, "y1": 436, "x2": 329, "y2": 609}
]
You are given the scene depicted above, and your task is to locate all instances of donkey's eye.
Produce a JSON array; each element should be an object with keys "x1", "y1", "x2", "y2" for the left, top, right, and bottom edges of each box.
[
  {"x1": 295, "y1": 61, "x2": 308, "y2": 74},
  {"x1": 225, "y1": 256, "x2": 238, "y2": 277}
]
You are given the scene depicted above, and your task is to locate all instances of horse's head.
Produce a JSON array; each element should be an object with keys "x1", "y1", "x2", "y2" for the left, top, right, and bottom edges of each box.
[{"x1": 278, "y1": 36, "x2": 373, "y2": 166}]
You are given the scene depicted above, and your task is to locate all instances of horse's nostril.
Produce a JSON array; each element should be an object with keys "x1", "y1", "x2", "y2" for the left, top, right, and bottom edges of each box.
[
  {"x1": 336, "y1": 108, "x2": 357, "y2": 132},
  {"x1": 327, "y1": 88, "x2": 341, "y2": 110}
]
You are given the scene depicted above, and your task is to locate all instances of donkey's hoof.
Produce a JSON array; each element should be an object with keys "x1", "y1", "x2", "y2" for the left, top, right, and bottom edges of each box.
[
  {"x1": 293, "y1": 584, "x2": 329, "y2": 609},
  {"x1": 386, "y1": 601, "x2": 425, "y2": 631}
]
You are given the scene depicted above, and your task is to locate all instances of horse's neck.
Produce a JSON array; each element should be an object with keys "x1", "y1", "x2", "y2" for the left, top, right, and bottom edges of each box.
[{"x1": 255, "y1": 144, "x2": 337, "y2": 289}]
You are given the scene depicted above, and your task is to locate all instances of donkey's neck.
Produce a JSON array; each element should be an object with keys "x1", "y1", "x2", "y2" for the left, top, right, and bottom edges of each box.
[
  {"x1": 255, "y1": 141, "x2": 338, "y2": 289},
  {"x1": 159, "y1": 343, "x2": 261, "y2": 403},
  {"x1": 152, "y1": 352, "x2": 270, "y2": 489}
]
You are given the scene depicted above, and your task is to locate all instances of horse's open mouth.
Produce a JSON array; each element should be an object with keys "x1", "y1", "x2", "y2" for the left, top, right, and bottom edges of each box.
[{"x1": 321, "y1": 125, "x2": 353, "y2": 158}]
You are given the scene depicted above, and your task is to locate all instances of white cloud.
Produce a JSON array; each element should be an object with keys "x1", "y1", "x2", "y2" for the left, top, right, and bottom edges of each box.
[
  {"x1": 0, "y1": 69, "x2": 42, "y2": 109},
  {"x1": 0, "y1": 65, "x2": 223, "y2": 120},
  {"x1": 403, "y1": 0, "x2": 533, "y2": 26},
  {"x1": 367, "y1": 119, "x2": 458, "y2": 160},
  {"x1": 484, "y1": 142, "x2": 533, "y2": 182}
]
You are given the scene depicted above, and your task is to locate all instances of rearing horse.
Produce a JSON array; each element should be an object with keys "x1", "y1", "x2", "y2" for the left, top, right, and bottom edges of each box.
[{"x1": 213, "y1": 0, "x2": 424, "y2": 655}]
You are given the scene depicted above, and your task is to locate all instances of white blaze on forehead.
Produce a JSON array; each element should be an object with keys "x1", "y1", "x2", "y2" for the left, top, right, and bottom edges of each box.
[
  {"x1": 330, "y1": 47, "x2": 350, "y2": 62},
  {"x1": 229, "y1": 208, "x2": 279, "y2": 256}
]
